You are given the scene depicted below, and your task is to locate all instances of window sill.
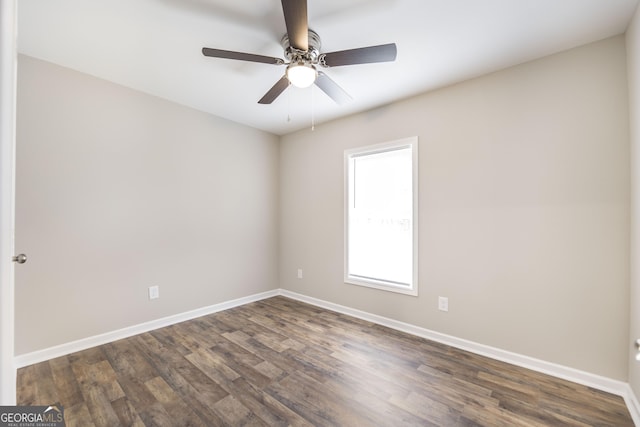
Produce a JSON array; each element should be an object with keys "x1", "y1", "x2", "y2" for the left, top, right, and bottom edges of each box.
[{"x1": 345, "y1": 276, "x2": 418, "y2": 296}]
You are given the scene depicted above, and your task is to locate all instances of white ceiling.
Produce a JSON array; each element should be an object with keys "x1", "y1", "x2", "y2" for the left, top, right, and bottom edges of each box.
[{"x1": 17, "y1": 0, "x2": 639, "y2": 135}]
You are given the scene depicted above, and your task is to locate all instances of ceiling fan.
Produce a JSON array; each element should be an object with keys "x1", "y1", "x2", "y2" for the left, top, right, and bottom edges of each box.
[{"x1": 202, "y1": 0, "x2": 397, "y2": 105}]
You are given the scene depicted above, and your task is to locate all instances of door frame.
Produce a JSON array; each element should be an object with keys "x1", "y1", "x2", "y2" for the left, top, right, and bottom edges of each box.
[{"x1": 0, "y1": 0, "x2": 17, "y2": 405}]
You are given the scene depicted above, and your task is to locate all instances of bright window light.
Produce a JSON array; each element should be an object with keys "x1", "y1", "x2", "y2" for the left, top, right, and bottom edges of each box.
[{"x1": 344, "y1": 137, "x2": 418, "y2": 295}]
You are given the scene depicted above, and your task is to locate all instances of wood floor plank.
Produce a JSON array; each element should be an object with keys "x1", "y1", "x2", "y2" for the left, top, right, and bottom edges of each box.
[
  {"x1": 102, "y1": 338, "x2": 158, "y2": 383},
  {"x1": 233, "y1": 376, "x2": 314, "y2": 427},
  {"x1": 133, "y1": 333, "x2": 229, "y2": 406},
  {"x1": 64, "y1": 402, "x2": 97, "y2": 427},
  {"x1": 81, "y1": 388, "x2": 123, "y2": 427},
  {"x1": 144, "y1": 376, "x2": 208, "y2": 427},
  {"x1": 15, "y1": 364, "x2": 38, "y2": 405},
  {"x1": 389, "y1": 390, "x2": 460, "y2": 426},
  {"x1": 110, "y1": 397, "x2": 146, "y2": 427},
  {"x1": 33, "y1": 360, "x2": 59, "y2": 405},
  {"x1": 134, "y1": 401, "x2": 176, "y2": 427},
  {"x1": 213, "y1": 394, "x2": 268, "y2": 427},
  {"x1": 17, "y1": 296, "x2": 635, "y2": 426},
  {"x1": 266, "y1": 370, "x2": 378, "y2": 426},
  {"x1": 48, "y1": 356, "x2": 84, "y2": 408},
  {"x1": 186, "y1": 350, "x2": 305, "y2": 426}
]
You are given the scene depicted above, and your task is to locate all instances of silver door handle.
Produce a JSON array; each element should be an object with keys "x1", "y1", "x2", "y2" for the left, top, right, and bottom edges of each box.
[{"x1": 12, "y1": 254, "x2": 27, "y2": 264}]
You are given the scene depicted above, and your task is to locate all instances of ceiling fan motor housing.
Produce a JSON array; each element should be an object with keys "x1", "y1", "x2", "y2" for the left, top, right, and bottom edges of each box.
[{"x1": 281, "y1": 29, "x2": 322, "y2": 65}]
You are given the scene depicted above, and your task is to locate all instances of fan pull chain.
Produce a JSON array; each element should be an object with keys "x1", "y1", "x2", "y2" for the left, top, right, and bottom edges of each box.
[
  {"x1": 311, "y1": 85, "x2": 315, "y2": 131},
  {"x1": 287, "y1": 88, "x2": 291, "y2": 122}
]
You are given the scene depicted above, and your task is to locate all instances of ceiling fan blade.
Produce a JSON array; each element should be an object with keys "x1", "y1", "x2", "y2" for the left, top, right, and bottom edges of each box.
[
  {"x1": 258, "y1": 75, "x2": 290, "y2": 104},
  {"x1": 202, "y1": 48, "x2": 284, "y2": 65},
  {"x1": 315, "y1": 72, "x2": 352, "y2": 105},
  {"x1": 321, "y1": 43, "x2": 397, "y2": 67},
  {"x1": 281, "y1": 0, "x2": 308, "y2": 51}
]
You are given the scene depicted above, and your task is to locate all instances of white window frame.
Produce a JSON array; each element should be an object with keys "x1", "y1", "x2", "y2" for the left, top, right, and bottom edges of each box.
[{"x1": 344, "y1": 137, "x2": 419, "y2": 296}]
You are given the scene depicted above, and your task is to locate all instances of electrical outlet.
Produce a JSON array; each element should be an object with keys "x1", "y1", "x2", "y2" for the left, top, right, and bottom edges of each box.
[
  {"x1": 438, "y1": 296, "x2": 448, "y2": 312},
  {"x1": 297, "y1": 269, "x2": 303, "y2": 279},
  {"x1": 148, "y1": 285, "x2": 159, "y2": 300}
]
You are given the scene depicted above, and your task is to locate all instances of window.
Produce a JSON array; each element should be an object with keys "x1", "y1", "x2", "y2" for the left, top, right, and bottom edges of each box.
[{"x1": 344, "y1": 137, "x2": 418, "y2": 295}]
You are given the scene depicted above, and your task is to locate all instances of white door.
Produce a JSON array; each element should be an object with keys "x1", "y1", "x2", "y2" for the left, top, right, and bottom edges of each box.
[{"x1": 0, "y1": 0, "x2": 18, "y2": 405}]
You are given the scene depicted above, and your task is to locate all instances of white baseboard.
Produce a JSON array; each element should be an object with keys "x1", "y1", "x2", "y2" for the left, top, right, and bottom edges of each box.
[
  {"x1": 623, "y1": 384, "x2": 640, "y2": 426},
  {"x1": 14, "y1": 287, "x2": 639, "y2": 425},
  {"x1": 14, "y1": 289, "x2": 279, "y2": 368},
  {"x1": 279, "y1": 290, "x2": 632, "y2": 401}
]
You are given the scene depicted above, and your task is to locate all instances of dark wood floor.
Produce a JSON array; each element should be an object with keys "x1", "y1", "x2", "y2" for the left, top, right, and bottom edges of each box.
[{"x1": 17, "y1": 296, "x2": 633, "y2": 426}]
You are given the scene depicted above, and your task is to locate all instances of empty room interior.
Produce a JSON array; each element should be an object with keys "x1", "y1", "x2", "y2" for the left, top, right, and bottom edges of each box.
[{"x1": 3, "y1": 0, "x2": 640, "y2": 425}]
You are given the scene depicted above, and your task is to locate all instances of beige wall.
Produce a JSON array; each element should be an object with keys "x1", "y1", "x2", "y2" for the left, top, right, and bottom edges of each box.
[
  {"x1": 15, "y1": 55, "x2": 280, "y2": 355},
  {"x1": 628, "y1": 3, "x2": 640, "y2": 396},
  {"x1": 15, "y1": 34, "x2": 632, "y2": 383},
  {"x1": 280, "y1": 36, "x2": 630, "y2": 380}
]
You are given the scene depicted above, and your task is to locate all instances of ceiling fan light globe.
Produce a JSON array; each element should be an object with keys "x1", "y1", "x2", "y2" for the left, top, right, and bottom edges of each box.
[{"x1": 287, "y1": 63, "x2": 317, "y2": 88}]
